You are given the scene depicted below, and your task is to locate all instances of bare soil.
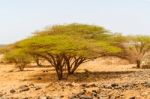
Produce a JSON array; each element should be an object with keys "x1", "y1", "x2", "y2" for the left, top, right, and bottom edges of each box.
[{"x1": 0, "y1": 57, "x2": 150, "y2": 99}]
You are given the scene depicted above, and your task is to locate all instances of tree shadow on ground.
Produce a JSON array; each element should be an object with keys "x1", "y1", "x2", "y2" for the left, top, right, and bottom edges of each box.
[
  {"x1": 26, "y1": 65, "x2": 52, "y2": 68},
  {"x1": 27, "y1": 69, "x2": 136, "y2": 83}
]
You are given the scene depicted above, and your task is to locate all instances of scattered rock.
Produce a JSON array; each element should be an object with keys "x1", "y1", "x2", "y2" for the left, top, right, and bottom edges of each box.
[
  {"x1": 0, "y1": 93, "x2": 3, "y2": 97},
  {"x1": 79, "y1": 95, "x2": 93, "y2": 99},
  {"x1": 102, "y1": 84, "x2": 112, "y2": 89},
  {"x1": 10, "y1": 89, "x2": 16, "y2": 93},
  {"x1": 34, "y1": 86, "x2": 42, "y2": 90},
  {"x1": 19, "y1": 85, "x2": 30, "y2": 92},
  {"x1": 111, "y1": 83, "x2": 118, "y2": 87},
  {"x1": 37, "y1": 77, "x2": 42, "y2": 80},
  {"x1": 144, "y1": 81, "x2": 150, "y2": 87},
  {"x1": 39, "y1": 96, "x2": 53, "y2": 99},
  {"x1": 21, "y1": 79, "x2": 27, "y2": 81},
  {"x1": 66, "y1": 83, "x2": 74, "y2": 87},
  {"x1": 80, "y1": 83, "x2": 97, "y2": 88},
  {"x1": 60, "y1": 95, "x2": 64, "y2": 98},
  {"x1": 141, "y1": 92, "x2": 149, "y2": 96},
  {"x1": 89, "y1": 83, "x2": 97, "y2": 87},
  {"x1": 81, "y1": 83, "x2": 88, "y2": 88},
  {"x1": 43, "y1": 70, "x2": 49, "y2": 73},
  {"x1": 129, "y1": 96, "x2": 136, "y2": 99},
  {"x1": 29, "y1": 83, "x2": 34, "y2": 87},
  {"x1": 19, "y1": 85, "x2": 28, "y2": 89},
  {"x1": 98, "y1": 95, "x2": 109, "y2": 99},
  {"x1": 8, "y1": 70, "x2": 14, "y2": 72},
  {"x1": 0, "y1": 92, "x2": 6, "y2": 97}
]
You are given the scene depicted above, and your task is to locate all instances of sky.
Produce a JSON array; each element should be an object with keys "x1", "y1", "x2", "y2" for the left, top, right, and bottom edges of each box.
[{"x1": 0, "y1": 0, "x2": 150, "y2": 44}]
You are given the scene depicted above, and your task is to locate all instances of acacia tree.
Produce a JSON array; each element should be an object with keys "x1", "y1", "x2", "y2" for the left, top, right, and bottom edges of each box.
[
  {"x1": 129, "y1": 36, "x2": 150, "y2": 68},
  {"x1": 18, "y1": 35, "x2": 98, "y2": 79},
  {"x1": 120, "y1": 36, "x2": 150, "y2": 68},
  {"x1": 15, "y1": 24, "x2": 121, "y2": 80},
  {"x1": 109, "y1": 34, "x2": 150, "y2": 68}
]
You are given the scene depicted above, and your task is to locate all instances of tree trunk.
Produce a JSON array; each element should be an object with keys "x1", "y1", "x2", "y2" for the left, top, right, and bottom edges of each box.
[
  {"x1": 18, "y1": 64, "x2": 25, "y2": 71},
  {"x1": 68, "y1": 65, "x2": 79, "y2": 75},
  {"x1": 57, "y1": 71, "x2": 63, "y2": 80},
  {"x1": 66, "y1": 57, "x2": 86, "y2": 75},
  {"x1": 35, "y1": 58, "x2": 42, "y2": 67},
  {"x1": 136, "y1": 60, "x2": 141, "y2": 68},
  {"x1": 55, "y1": 66, "x2": 64, "y2": 80}
]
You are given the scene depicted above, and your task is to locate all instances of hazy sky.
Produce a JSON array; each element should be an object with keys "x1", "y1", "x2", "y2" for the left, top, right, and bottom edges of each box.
[{"x1": 0, "y1": 0, "x2": 150, "y2": 44}]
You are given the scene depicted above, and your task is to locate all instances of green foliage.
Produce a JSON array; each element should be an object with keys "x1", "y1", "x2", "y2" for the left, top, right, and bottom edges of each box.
[
  {"x1": 110, "y1": 33, "x2": 129, "y2": 43},
  {"x1": 96, "y1": 41, "x2": 122, "y2": 54},
  {"x1": 19, "y1": 35, "x2": 95, "y2": 57},
  {"x1": 4, "y1": 48, "x2": 31, "y2": 71},
  {"x1": 1, "y1": 23, "x2": 150, "y2": 79},
  {"x1": 15, "y1": 24, "x2": 122, "y2": 80},
  {"x1": 35, "y1": 23, "x2": 110, "y2": 40},
  {"x1": 19, "y1": 24, "x2": 121, "y2": 59},
  {"x1": 4, "y1": 23, "x2": 123, "y2": 80},
  {"x1": 121, "y1": 35, "x2": 150, "y2": 68},
  {"x1": 133, "y1": 35, "x2": 150, "y2": 42}
]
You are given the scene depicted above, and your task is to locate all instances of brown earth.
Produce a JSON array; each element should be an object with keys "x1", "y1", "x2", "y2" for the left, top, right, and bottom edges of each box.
[{"x1": 0, "y1": 57, "x2": 150, "y2": 99}]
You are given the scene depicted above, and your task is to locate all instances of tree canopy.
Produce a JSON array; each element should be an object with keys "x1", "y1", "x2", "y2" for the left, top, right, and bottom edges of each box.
[
  {"x1": 10, "y1": 24, "x2": 120, "y2": 80},
  {"x1": 118, "y1": 35, "x2": 150, "y2": 68}
]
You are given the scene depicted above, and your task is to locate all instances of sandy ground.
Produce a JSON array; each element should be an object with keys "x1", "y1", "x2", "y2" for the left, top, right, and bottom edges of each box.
[{"x1": 0, "y1": 57, "x2": 150, "y2": 99}]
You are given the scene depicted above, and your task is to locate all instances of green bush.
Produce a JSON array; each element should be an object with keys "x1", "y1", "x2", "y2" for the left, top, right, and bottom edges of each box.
[{"x1": 4, "y1": 49, "x2": 31, "y2": 71}]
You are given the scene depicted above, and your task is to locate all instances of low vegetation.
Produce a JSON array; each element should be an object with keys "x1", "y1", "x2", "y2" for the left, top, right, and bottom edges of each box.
[
  {"x1": 1, "y1": 23, "x2": 150, "y2": 80},
  {"x1": 3, "y1": 49, "x2": 31, "y2": 71}
]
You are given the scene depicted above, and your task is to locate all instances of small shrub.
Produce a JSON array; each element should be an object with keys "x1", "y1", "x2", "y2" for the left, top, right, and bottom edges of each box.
[{"x1": 3, "y1": 49, "x2": 31, "y2": 71}]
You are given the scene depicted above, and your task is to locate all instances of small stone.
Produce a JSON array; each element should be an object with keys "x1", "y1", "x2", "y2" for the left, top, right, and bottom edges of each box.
[
  {"x1": 0, "y1": 93, "x2": 3, "y2": 97},
  {"x1": 122, "y1": 83, "x2": 130, "y2": 88},
  {"x1": 98, "y1": 94, "x2": 109, "y2": 99},
  {"x1": 60, "y1": 95, "x2": 64, "y2": 98},
  {"x1": 29, "y1": 83, "x2": 34, "y2": 87},
  {"x1": 19, "y1": 85, "x2": 28, "y2": 89},
  {"x1": 145, "y1": 81, "x2": 150, "y2": 87},
  {"x1": 8, "y1": 70, "x2": 14, "y2": 72},
  {"x1": 34, "y1": 86, "x2": 42, "y2": 90},
  {"x1": 141, "y1": 92, "x2": 148, "y2": 96},
  {"x1": 77, "y1": 90, "x2": 86, "y2": 96},
  {"x1": 79, "y1": 95, "x2": 93, "y2": 99},
  {"x1": 81, "y1": 83, "x2": 88, "y2": 88},
  {"x1": 38, "y1": 96, "x2": 52, "y2": 99},
  {"x1": 88, "y1": 83, "x2": 97, "y2": 87},
  {"x1": 19, "y1": 85, "x2": 30, "y2": 92},
  {"x1": 111, "y1": 83, "x2": 118, "y2": 87},
  {"x1": 103, "y1": 84, "x2": 112, "y2": 89},
  {"x1": 66, "y1": 83, "x2": 74, "y2": 87},
  {"x1": 92, "y1": 90, "x2": 97, "y2": 93},
  {"x1": 129, "y1": 96, "x2": 136, "y2": 99},
  {"x1": 10, "y1": 89, "x2": 16, "y2": 93},
  {"x1": 92, "y1": 92, "x2": 97, "y2": 97},
  {"x1": 37, "y1": 77, "x2": 42, "y2": 80},
  {"x1": 22, "y1": 79, "x2": 27, "y2": 81},
  {"x1": 70, "y1": 95, "x2": 78, "y2": 99},
  {"x1": 20, "y1": 87, "x2": 29, "y2": 92}
]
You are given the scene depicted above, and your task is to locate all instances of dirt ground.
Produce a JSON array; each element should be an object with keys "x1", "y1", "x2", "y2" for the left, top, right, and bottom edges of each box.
[{"x1": 0, "y1": 57, "x2": 150, "y2": 99}]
